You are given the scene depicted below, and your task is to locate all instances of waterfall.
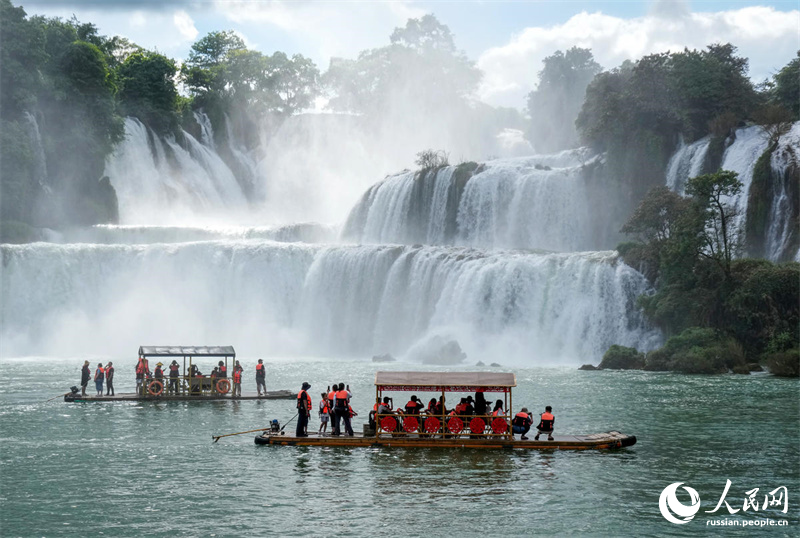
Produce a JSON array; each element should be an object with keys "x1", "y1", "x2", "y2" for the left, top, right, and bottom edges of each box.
[
  {"x1": 343, "y1": 153, "x2": 602, "y2": 251},
  {"x1": 765, "y1": 123, "x2": 800, "y2": 261},
  {"x1": 0, "y1": 241, "x2": 660, "y2": 362},
  {"x1": 719, "y1": 127, "x2": 771, "y2": 240},
  {"x1": 105, "y1": 118, "x2": 248, "y2": 224},
  {"x1": 665, "y1": 135, "x2": 711, "y2": 194},
  {"x1": 23, "y1": 111, "x2": 50, "y2": 192}
]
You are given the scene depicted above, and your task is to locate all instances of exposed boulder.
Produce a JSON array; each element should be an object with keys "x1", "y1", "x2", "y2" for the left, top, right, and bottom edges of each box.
[
  {"x1": 372, "y1": 354, "x2": 396, "y2": 363},
  {"x1": 599, "y1": 345, "x2": 645, "y2": 370}
]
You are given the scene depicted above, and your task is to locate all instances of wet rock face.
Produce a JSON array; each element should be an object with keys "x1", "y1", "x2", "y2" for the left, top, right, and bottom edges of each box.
[
  {"x1": 578, "y1": 364, "x2": 598, "y2": 371},
  {"x1": 372, "y1": 354, "x2": 396, "y2": 363},
  {"x1": 416, "y1": 337, "x2": 467, "y2": 365}
]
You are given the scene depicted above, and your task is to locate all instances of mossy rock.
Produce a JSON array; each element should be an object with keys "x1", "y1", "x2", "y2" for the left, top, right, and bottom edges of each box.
[
  {"x1": 732, "y1": 365, "x2": 751, "y2": 375},
  {"x1": 765, "y1": 349, "x2": 800, "y2": 377},
  {"x1": 599, "y1": 345, "x2": 645, "y2": 370},
  {"x1": 578, "y1": 364, "x2": 598, "y2": 371}
]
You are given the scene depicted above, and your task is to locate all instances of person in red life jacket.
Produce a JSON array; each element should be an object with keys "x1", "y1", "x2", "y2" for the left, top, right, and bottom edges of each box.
[
  {"x1": 318, "y1": 393, "x2": 330, "y2": 435},
  {"x1": 135, "y1": 357, "x2": 150, "y2": 394},
  {"x1": 404, "y1": 395, "x2": 424, "y2": 414},
  {"x1": 168, "y1": 360, "x2": 180, "y2": 395},
  {"x1": 296, "y1": 382, "x2": 312, "y2": 437},
  {"x1": 217, "y1": 361, "x2": 227, "y2": 379},
  {"x1": 232, "y1": 362, "x2": 243, "y2": 398},
  {"x1": 454, "y1": 398, "x2": 468, "y2": 415},
  {"x1": 512, "y1": 407, "x2": 533, "y2": 440},
  {"x1": 105, "y1": 361, "x2": 115, "y2": 396},
  {"x1": 328, "y1": 385, "x2": 339, "y2": 433},
  {"x1": 255, "y1": 359, "x2": 266, "y2": 396},
  {"x1": 154, "y1": 362, "x2": 164, "y2": 380},
  {"x1": 348, "y1": 405, "x2": 358, "y2": 420},
  {"x1": 333, "y1": 382, "x2": 354, "y2": 436},
  {"x1": 94, "y1": 363, "x2": 105, "y2": 396},
  {"x1": 534, "y1": 406, "x2": 555, "y2": 441}
]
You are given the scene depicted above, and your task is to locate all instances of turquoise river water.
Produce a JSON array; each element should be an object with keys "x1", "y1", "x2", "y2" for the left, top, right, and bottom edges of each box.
[{"x1": 0, "y1": 357, "x2": 797, "y2": 537}]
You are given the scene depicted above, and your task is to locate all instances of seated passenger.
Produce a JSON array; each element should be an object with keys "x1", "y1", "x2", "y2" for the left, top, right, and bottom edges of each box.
[
  {"x1": 535, "y1": 406, "x2": 555, "y2": 441},
  {"x1": 404, "y1": 395, "x2": 424, "y2": 414},
  {"x1": 512, "y1": 407, "x2": 533, "y2": 440},
  {"x1": 491, "y1": 400, "x2": 504, "y2": 416}
]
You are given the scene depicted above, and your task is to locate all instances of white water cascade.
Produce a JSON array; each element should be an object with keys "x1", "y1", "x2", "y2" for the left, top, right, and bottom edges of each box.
[
  {"x1": 0, "y1": 240, "x2": 660, "y2": 362},
  {"x1": 344, "y1": 151, "x2": 604, "y2": 252}
]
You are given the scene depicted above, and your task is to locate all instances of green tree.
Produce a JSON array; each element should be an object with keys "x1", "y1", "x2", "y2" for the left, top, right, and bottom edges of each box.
[
  {"x1": 117, "y1": 51, "x2": 179, "y2": 133},
  {"x1": 771, "y1": 52, "x2": 800, "y2": 119},
  {"x1": 526, "y1": 47, "x2": 602, "y2": 152},
  {"x1": 686, "y1": 170, "x2": 743, "y2": 279}
]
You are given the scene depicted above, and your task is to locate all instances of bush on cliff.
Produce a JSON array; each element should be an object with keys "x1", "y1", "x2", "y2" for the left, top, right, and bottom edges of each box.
[{"x1": 599, "y1": 345, "x2": 645, "y2": 370}]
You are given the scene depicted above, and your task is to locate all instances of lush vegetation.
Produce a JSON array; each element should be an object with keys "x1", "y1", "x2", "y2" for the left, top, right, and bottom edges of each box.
[{"x1": 616, "y1": 170, "x2": 799, "y2": 375}]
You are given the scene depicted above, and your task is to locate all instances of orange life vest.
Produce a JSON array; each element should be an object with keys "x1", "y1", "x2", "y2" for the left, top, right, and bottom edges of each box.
[
  {"x1": 297, "y1": 390, "x2": 312, "y2": 410},
  {"x1": 335, "y1": 389, "x2": 348, "y2": 409},
  {"x1": 321, "y1": 400, "x2": 329, "y2": 414},
  {"x1": 348, "y1": 405, "x2": 356, "y2": 418},
  {"x1": 136, "y1": 359, "x2": 145, "y2": 374},
  {"x1": 539, "y1": 411, "x2": 554, "y2": 430},
  {"x1": 492, "y1": 409, "x2": 502, "y2": 416},
  {"x1": 95, "y1": 367, "x2": 104, "y2": 381},
  {"x1": 255, "y1": 363, "x2": 264, "y2": 377},
  {"x1": 455, "y1": 402, "x2": 467, "y2": 414},
  {"x1": 233, "y1": 370, "x2": 242, "y2": 383}
]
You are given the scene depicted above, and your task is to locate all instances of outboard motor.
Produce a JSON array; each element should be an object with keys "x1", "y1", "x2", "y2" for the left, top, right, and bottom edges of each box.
[
  {"x1": 64, "y1": 386, "x2": 80, "y2": 402},
  {"x1": 270, "y1": 419, "x2": 280, "y2": 433}
]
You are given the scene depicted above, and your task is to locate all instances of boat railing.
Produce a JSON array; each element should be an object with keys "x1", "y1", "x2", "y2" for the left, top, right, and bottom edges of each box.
[
  {"x1": 139, "y1": 375, "x2": 233, "y2": 397},
  {"x1": 374, "y1": 413, "x2": 513, "y2": 439}
]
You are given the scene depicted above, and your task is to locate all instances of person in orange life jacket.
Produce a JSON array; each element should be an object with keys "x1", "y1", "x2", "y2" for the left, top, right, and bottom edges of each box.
[
  {"x1": 94, "y1": 363, "x2": 105, "y2": 396},
  {"x1": 333, "y1": 382, "x2": 354, "y2": 436},
  {"x1": 232, "y1": 362, "x2": 243, "y2": 398},
  {"x1": 404, "y1": 395, "x2": 424, "y2": 414},
  {"x1": 105, "y1": 361, "x2": 115, "y2": 396},
  {"x1": 327, "y1": 385, "x2": 339, "y2": 433},
  {"x1": 255, "y1": 359, "x2": 266, "y2": 396},
  {"x1": 491, "y1": 400, "x2": 504, "y2": 416},
  {"x1": 348, "y1": 405, "x2": 358, "y2": 420},
  {"x1": 375, "y1": 396, "x2": 398, "y2": 431},
  {"x1": 318, "y1": 393, "x2": 330, "y2": 434},
  {"x1": 168, "y1": 360, "x2": 180, "y2": 395},
  {"x1": 455, "y1": 398, "x2": 468, "y2": 415},
  {"x1": 296, "y1": 382, "x2": 312, "y2": 437},
  {"x1": 217, "y1": 361, "x2": 227, "y2": 378},
  {"x1": 135, "y1": 357, "x2": 150, "y2": 393},
  {"x1": 512, "y1": 407, "x2": 533, "y2": 440},
  {"x1": 534, "y1": 406, "x2": 555, "y2": 441},
  {"x1": 368, "y1": 396, "x2": 382, "y2": 430}
]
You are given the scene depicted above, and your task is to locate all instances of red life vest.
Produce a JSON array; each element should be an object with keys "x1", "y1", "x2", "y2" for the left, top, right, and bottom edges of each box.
[
  {"x1": 297, "y1": 390, "x2": 312, "y2": 410},
  {"x1": 169, "y1": 364, "x2": 179, "y2": 377},
  {"x1": 335, "y1": 389, "x2": 348, "y2": 409},
  {"x1": 219, "y1": 365, "x2": 227, "y2": 377},
  {"x1": 154, "y1": 367, "x2": 163, "y2": 379},
  {"x1": 136, "y1": 359, "x2": 145, "y2": 374},
  {"x1": 255, "y1": 363, "x2": 264, "y2": 376},
  {"x1": 455, "y1": 402, "x2": 467, "y2": 414},
  {"x1": 348, "y1": 405, "x2": 356, "y2": 418},
  {"x1": 233, "y1": 370, "x2": 242, "y2": 383},
  {"x1": 492, "y1": 409, "x2": 502, "y2": 417},
  {"x1": 106, "y1": 366, "x2": 114, "y2": 381},
  {"x1": 373, "y1": 403, "x2": 379, "y2": 412},
  {"x1": 321, "y1": 400, "x2": 330, "y2": 414}
]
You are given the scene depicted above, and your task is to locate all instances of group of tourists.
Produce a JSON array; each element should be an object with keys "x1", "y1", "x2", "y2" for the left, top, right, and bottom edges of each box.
[
  {"x1": 296, "y1": 382, "x2": 356, "y2": 437},
  {"x1": 79, "y1": 357, "x2": 268, "y2": 397},
  {"x1": 80, "y1": 360, "x2": 115, "y2": 397},
  {"x1": 362, "y1": 392, "x2": 555, "y2": 440}
]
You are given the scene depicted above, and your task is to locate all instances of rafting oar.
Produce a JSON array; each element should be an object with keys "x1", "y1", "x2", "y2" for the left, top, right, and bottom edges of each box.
[
  {"x1": 41, "y1": 392, "x2": 71, "y2": 404},
  {"x1": 212, "y1": 427, "x2": 269, "y2": 443},
  {"x1": 280, "y1": 412, "x2": 299, "y2": 432}
]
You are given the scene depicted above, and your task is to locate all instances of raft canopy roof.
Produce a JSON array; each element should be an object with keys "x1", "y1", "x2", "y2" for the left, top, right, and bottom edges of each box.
[
  {"x1": 375, "y1": 371, "x2": 516, "y2": 392},
  {"x1": 138, "y1": 346, "x2": 236, "y2": 358}
]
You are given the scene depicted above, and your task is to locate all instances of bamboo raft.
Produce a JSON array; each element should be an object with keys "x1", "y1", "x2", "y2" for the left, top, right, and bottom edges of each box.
[
  {"x1": 65, "y1": 390, "x2": 295, "y2": 402},
  {"x1": 255, "y1": 430, "x2": 637, "y2": 450},
  {"x1": 253, "y1": 371, "x2": 637, "y2": 451}
]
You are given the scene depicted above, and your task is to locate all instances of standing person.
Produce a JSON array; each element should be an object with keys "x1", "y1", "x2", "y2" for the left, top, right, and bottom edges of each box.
[
  {"x1": 534, "y1": 406, "x2": 555, "y2": 441},
  {"x1": 296, "y1": 382, "x2": 312, "y2": 437},
  {"x1": 154, "y1": 362, "x2": 164, "y2": 380},
  {"x1": 80, "y1": 360, "x2": 91, "y2": 396},
  {"x1": 474, "y1": 392, "x2": 488, "y2": 417},
  {"x1": 512, "y1": 407, "x2": 533, "y2": 440},
  {"x1": 135, "y1": 356, "x2": 150, "y2": 394},
  {"x1": 318, "y1": 393, "x2": 330, "y2": 435},
  {"x1": 255, "y1": 359, "x2": 266, "y2": 396},
  {"x1": 105, "y1": 362, "x2": 115, "y2": 396},
  {"x1": 232, "y1": 362, "x2": 243, "y2": 398},
  {"x1": 94, "y1": 363, "x2": 105, "y2": 396},
  {"x1": 328, "y1": 384, "x2": 340, "y2": 435},
  {"x1": 334, "y1": 383, "x2": 354, "y2": 436},
  {"x1": 168, "y1": 360, "x2": 180, "y2": 395}
]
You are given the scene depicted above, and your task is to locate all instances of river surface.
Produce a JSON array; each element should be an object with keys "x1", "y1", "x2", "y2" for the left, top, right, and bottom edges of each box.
[{"x1": 0, "y1": 357, "x2": 797, "y2": 537}]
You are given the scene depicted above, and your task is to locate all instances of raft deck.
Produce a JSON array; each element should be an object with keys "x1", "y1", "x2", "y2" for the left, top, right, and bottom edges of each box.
[
  {"x1": 65, "y1": 390, "x2": 295, "y2": 402},
  {"x1": 255, "y1": 430, "x2": 636, "y2": 450}
]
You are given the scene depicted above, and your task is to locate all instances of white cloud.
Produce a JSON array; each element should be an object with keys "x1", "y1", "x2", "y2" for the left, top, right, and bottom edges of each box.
[
  {"x1": 213, "y1": 0, "x2": 426, "y2": 62},
  {"x1": 173, "y1": 10, "x2": 199, "y2": 42},
  {"x1": 478, "y1": 5, "x2": 800, "y2": 108}
]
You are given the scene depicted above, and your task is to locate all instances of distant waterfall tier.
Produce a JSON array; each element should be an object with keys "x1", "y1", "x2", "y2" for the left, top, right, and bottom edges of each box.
[
  {"x1": 664, "y1": 123, "x2": 799, "y2": 262},
  {"x1": 342, "y1": 151, "x2": 615, "y2": 252},
  {"x1": 1, "y1": 242, "x2": 660, "y2": 361}
]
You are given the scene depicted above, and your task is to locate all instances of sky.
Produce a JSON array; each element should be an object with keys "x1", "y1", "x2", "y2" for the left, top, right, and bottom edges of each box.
[{"x1": 18, "y1": 0, "x2": 800, "y2": 109}]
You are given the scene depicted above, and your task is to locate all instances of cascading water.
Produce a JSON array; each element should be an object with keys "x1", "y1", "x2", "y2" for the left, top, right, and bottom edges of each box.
[
  {"x1": 0, "y1": 241, "x2": 660, "y2": 362},
  {"x1": 765, "y1": 123, "x2": 800, "y2": 262},
  {"x1": 23, "y1": 111, "x2": 50, "y2": 192},
  {"x1": 343, "y1": 152, "x2": 603, "y2": 252},
  {"x1": 665, "y1": 135, "x2": 711, "y2": 194}
]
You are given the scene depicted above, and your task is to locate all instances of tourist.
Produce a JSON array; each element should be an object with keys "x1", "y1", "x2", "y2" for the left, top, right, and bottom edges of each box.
[
  {"x1": 333, "y1": 383, "x2": 354, "y2": 436},
  {"x1": 154, "y1": 362, "x2": 164, "y2": 380},
  {"x1": 318, "y1": 393, "x2": 330, "y2": 435},
  {"x1": 94, "y1": 363, "x2": 105, "y2": 396},
  {"x1": 79, "y1": 360, "x2": 91, "y2": 396},
  {"x1": 232, "y1": 362, "x2": 243, "y2": 398},
  {"x1": 328, "y1": 385, "x2": 338, "y2": 434},
  {"x1": 512, "y1": 407, "x2": 533, "y2": 440},
  {"x1": 474, "y1": 392, "x2": 488, "y2": 417},
  {"x1": 296, "y1": 382, "x2": 312, "y2": 437},
  {"x1": 491, "y1": 400, "x2": 504, "y2": 416},
  {"x1": 404, "y1": 395, "x2": 424, "y2": 414},
  {"x1": 255, "y1": 359, "x2": 266, "y2": 396},
  {"x1": 168, "y1": 360, "x2": 180, "y2": 395},
  {"x1": 135, "y1": 356, "x2": 150, "y2": 394},
  {"x1": 105, "y1": 361, "x2": 114, "y2": 396},
  {"x1": 217, "y1": 361, "x2": 227, "y2": 378},
  {"x1": 534, "y1": 406, "x2": 555, "y2": 441}
]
